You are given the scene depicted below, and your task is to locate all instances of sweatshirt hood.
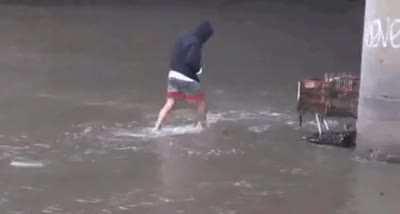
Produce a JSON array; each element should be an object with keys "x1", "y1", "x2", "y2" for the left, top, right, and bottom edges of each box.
[{"x1": 193, "y1": 21, "x2": 214, "y2": 44}]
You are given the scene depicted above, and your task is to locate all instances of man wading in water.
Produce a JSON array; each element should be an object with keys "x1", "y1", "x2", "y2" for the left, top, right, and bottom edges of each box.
[{"x1": 154, "y1": 21, "x2": 214, "y2": 130}]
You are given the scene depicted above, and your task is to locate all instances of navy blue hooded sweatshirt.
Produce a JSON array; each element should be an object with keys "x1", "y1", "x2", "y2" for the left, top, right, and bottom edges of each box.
[{"x1": 169, "y1": 21, "x2": 214, "y2": 82}]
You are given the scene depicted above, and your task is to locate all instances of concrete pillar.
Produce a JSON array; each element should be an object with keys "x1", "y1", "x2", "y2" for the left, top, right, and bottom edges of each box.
[{"x1": 357, "y1": 0, "x2": 400, "y2": 162}]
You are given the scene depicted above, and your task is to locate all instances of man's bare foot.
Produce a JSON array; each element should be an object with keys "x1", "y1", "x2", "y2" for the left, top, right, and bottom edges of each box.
[{"x1": 153, "y1": 123, "x2": 162, "y2": 132}]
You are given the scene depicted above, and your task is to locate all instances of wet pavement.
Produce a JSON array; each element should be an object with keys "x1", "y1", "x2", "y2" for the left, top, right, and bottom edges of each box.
[{"x1": 0, "y1": 1, "x2": 400, "y2": 214}]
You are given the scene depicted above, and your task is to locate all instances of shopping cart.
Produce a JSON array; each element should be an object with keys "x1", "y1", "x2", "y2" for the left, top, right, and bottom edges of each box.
[{"x1": 297, "y1": 73, "x2": 359, "y2": 147}]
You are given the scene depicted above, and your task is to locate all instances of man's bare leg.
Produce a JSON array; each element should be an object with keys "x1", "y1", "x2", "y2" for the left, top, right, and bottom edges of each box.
[
  {"x1": 154, "y1": 98, "x2": 175, "y2": 130},
  {"x1": 195, "y1": 98, "x2": 208, "y2": 128}
]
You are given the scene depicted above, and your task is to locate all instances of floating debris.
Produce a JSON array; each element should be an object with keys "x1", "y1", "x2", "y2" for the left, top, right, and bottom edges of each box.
[{"x1": 10, "y1": 160, "x2": 44, "y2": 168}]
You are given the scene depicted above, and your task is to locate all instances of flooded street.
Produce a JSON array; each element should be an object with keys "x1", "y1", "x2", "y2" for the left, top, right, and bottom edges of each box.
[{"x1": 0, "y1": 1, "x2": 399, "y2": 213}]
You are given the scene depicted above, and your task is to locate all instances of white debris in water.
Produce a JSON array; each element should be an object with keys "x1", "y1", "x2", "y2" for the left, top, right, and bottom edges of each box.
[
  {"x1": 158, "y1": 196, "x2": 173, "y2": 203},
  {"x1": 286, "y1": 121, "x2": 296, "y2": 125},
  {"x1": 42, "y1": 205, "x2": 63, "y2": 213},
  {"x1": 248, "y1": 124, "x2": 271, "y2": 133},
  {"x1": 114, "y1": 146, "x2": 139, "y2": 151},
  {"x1": 20, "y1": 186, "x2": 44, "y2": 191},
  {"x1": 290, "y1": 168, "x2": 308, "y2": 175},
  {"x1": 125, "y1": 201, "x2": 156, "y2": 208},
  {"x1": 10, "y1": 161, "x2": 44, "y2": 168},
  {"x1": 0, "y1": 145, "x2": 29, "y2": 151},
  {"x1": 279, "y1": 169, "x2": 288, "y2": 173},
  {"x1": 113, "y1": 130, "x2": 148, "y2": 138},
  {"x1": 185, "y1": 149, "x2": 202, "y2": 157},
  {"x1": 271, "y1": 112, "x2": 282, "y2": 117},
  {"x1": 83, "y1": 126, "x2": 93, "y2": 134},
  {"x1": 242, "y1": 190, "x2": 270, "y2": 197},
  {"x1": 75, "y1": 198, "x2": 103, "y2": 204},
  {"x1": 206, "y1": 149, "x2": 222, "y2": 156},
  {"x1": 233, "y1": 180, "x2": 253, "y2": 188},
  {"x1": 119, "y1": 206, "x2": 129, "y2": 210}
]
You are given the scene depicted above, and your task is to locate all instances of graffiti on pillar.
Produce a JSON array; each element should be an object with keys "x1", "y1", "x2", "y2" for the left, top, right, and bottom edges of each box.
[{"x1": 364, "y1": 17, "x2": 400, "y2": 48}]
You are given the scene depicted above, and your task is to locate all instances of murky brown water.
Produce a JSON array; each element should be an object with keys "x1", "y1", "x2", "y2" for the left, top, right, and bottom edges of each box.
[{"x1": 0, "y1": 1, "x2": 399, "y2": 214}]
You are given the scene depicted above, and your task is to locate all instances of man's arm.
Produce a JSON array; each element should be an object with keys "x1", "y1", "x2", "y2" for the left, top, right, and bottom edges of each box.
[{"x1": 185, "y1": 42, "x2": 202, "y2": 73}]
